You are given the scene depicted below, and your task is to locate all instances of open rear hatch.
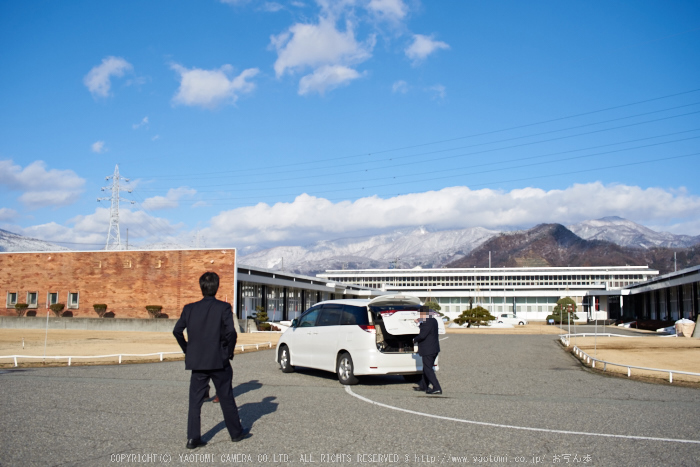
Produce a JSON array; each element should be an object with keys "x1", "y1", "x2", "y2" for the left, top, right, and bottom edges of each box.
[{"x1": 369, "y1": 295, "x2": 422, "y2": 353}]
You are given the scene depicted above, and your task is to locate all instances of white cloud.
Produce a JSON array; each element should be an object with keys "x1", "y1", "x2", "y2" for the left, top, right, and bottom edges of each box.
[
  {"x1": 171, "y1": 64, "x2": 259, "y2": 108},
  {"x1": 132, "y1": 116, "x2": 149, "y2": 129},
  {"x1": 262, "y1": 2, "x2": 284, "y2": 12},
  {"x1": 92, "y1": 141, "x2": 106, "y2": 153},
  {"x1": 202, "y1": 183, "x2": 700, "y2": 247},
  {"x1": 272, "y1": 17, "x2": 373, "y2": 76},
  {"x1": 405, "y1": 34, "x2": 449, "y2": 63},
  {"x1": 83, "y1": 56, "x2": 133, "y2": 98},
  {"x1": 0, "y1": 160, "x2": 85, "y2": 209},
  {"x1": 0, "y1": 208, "x2": 18, "y2": 222},
  {"x1": 429, "y1": 84, "x2": 446, "y2": 99},
  {"x1": 15, "y1": 206, "x2": 184, "y2": 249},
  {"x1": 271, "y1": 15, "x2": 374, "y2": 94},
  {"x1": 367, "y1": 0, "x2": 407, "y2": 21},
  {"x1": 392, "y1": 79, "x2": 408, "y2": 93},
  {"x1": 142, "y1": 187, "x2": 197, "y2": 210},
  {"x1": 298, "y1": 65, "x2": 363, "y2": 95},
  {"x1": 152, "y1": 135, "x2": 160, "y2": 141}
]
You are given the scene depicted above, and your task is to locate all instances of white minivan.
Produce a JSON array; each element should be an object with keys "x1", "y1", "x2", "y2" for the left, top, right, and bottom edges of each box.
[{"x1": 275, "y1": 295, "x2": 444, "y2": 385}]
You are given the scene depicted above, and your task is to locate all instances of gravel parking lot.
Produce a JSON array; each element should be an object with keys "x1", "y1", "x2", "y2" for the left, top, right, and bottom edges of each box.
[{"x1": 1, "y1": 334, "x2": 698, "y2": 466}]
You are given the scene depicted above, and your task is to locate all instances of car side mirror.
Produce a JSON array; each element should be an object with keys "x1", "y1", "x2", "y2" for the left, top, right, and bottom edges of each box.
[{"x1": 291, "y1": 318, "x2": 298, "y2": 328}]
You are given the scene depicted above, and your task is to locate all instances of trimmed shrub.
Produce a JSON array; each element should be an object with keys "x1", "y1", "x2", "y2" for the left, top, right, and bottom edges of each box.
[
  {"x1": 49, "y1": 303, "x2": 65, "y2": 317},
  {"x1": 454, "y1": 305, "x2": 495, "y2": 327},
  {"x1": 145, "y1": 305, "x2": 163, "y2": 319},
  {"x1": 14, "y1": 303, "x2": 29, "y2": 317},
  {"x1": 253, "y1": 305, "x2": 268, "y2": 324},
  {"x1": 93, "y1": 304, "x2": 108, "y2": 318}
]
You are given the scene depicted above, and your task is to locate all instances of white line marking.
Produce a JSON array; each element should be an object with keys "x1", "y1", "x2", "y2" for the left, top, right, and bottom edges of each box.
[
  {"x1": 439, "y1": 337, "x2": 449, "y2": 341},
  {"x1": 345, "y1": 386, "x2": 700, "y2": 445}
]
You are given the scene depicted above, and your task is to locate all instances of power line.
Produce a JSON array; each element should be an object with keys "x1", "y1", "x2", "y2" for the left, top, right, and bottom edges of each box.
[
  {"x1": 133, "y1": 87, "x2": 700, "y2": 180},
  {"x1": 133, "y1": 122, "x2": 700, "y2": 194},
  {"x1": 184, "y1": 150, "x2": 700, "y2": 204}
]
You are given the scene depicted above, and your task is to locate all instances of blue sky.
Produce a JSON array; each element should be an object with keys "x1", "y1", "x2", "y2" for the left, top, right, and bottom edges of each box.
[{"x1": 1, "y1": 0, "x2": 700, "y2": 251}]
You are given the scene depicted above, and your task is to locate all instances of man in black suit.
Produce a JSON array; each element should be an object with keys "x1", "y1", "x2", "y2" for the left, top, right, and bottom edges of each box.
[
  {"x1": 413, "y1": 305, "x2": 442, "y2": 395},
  {"x1": 173, "y1": 272, "x2": 249, "y2": 449}
]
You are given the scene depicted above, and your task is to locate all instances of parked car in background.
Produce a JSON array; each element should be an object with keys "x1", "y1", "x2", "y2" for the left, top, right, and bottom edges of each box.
[
  {"x1": 496, "y1": 313, "x2": 528, "y2": 326},
  {"x1": 275, "y1": 295, "x2": 443, "y2": 385}
]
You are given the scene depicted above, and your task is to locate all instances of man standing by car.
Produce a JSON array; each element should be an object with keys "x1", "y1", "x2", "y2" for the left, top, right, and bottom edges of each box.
[
  {"x1": 173, "y1": 272, "x2": 250, "y2": 449},
  {"x1": 414, "y1": 305, "x2": 442, "y2": 395}
]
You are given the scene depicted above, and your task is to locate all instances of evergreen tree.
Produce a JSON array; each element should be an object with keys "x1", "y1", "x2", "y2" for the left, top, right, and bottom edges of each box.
[
  {"x1": 453, "y1": 305, "x2": 496, "y2": 327},
  {"x1": 547, "y1": 297, "x2": 579, "y2": 324}
]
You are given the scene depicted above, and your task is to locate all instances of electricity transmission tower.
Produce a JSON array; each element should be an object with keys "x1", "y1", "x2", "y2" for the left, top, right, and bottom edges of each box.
[{"x1": 98, "y1": 164, "x2": 133, "y2": 250}]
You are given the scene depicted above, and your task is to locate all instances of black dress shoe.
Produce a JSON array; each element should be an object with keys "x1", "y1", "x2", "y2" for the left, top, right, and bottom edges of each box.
[
  {"x1": 186, "y1": 438, "x2": 207, "y2": 449},
  {"x1": 231, "y1": 428, "x2": 250, "y2": 442},
  {"x1": 413, "y1": 386, "x2": 425, "y2": 391},
  {"x1": 426, "y1": 389, "x2": 442, "y2": 395}
]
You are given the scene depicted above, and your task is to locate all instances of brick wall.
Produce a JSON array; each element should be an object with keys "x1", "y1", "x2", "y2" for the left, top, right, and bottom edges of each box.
[{"x1": 0, "y1": 249, "x2": 236, "y2": 319}]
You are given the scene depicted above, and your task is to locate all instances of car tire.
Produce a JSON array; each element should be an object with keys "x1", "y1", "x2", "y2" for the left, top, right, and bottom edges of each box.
[
  {"x1": 279, "y1": 345, "x2": 294, "y2": 373},
  {"x1": 498, "y1": 321, "x2": 503, "y2": 324},
  {"x1": 337, "y1": 352, "x2": 359, "y2": 385},
  {"x1": 518, "y1": 321, "x2": 525, "y2": 326},
  {"x1": 403, "y1": 374, "x2": 423, "y2": 383}
]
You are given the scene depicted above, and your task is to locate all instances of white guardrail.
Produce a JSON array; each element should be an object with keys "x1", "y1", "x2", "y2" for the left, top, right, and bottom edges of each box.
[
  {"x1": 559, "y1": 334, "x2": 700, "y2": 383},
  {"x1": 0, "y1": 342, "x2": 273, "y2": 368}
]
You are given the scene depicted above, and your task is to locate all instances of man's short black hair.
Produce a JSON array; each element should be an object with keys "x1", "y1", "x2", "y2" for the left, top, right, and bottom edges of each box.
[{"x1": 199, "y1": 272, "x2": 219, "y2": 297}]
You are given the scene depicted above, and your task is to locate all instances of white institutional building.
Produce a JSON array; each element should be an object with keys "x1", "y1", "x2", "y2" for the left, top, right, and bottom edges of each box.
[{"x1": 317, "y1": 266, "x2": 659, "y2": 322}]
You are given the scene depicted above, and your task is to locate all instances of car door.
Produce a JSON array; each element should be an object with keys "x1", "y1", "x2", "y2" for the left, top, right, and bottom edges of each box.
[
  {"x1": 289, "y1": 306, "x2": 321, "y2": 368},
  {"x1": 312, "y1": 304, "x2": 344, "y2": 371}
]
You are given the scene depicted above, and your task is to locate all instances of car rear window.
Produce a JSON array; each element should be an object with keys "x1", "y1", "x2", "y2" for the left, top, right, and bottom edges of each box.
[{"x1": 340, "y1": 305, "x2": 369, "y2": 326}]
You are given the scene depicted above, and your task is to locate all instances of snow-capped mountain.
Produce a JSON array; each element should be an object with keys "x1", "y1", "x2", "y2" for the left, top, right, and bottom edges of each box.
[
  {"x1": 239, "y1": 226, "x2": 499, "y2": 275},
  {"x1": 0, "y1": 229, "x2": 71, "y2": 252},
  {"x1": 567, "y1": 216, "x2": 700, "y2": 249}
]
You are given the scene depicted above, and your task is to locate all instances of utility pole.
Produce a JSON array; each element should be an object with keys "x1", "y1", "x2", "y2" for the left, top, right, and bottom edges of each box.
[{"x1": 98, "y1": 164, "x2": 133, "y2": 250}]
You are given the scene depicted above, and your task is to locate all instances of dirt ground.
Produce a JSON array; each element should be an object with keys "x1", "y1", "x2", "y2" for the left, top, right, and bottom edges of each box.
[
  {"x1": 0, "y1": 329, "x2": 281, "y2": 368},
  {"x1": 570, "y1": 335, "x2": 700, "y2": 384}
]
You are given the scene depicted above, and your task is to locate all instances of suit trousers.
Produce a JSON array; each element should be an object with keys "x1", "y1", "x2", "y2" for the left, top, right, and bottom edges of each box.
[
  {"x1": 419, "y1": 354, "x2": 441, "y2": 392},
  {"x1": 187, "y1": 363, "x2": 243, "y2": 440}
]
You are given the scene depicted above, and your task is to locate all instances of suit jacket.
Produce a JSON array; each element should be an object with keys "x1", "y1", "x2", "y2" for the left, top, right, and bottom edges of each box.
[
  {"x1": 414, "y1": 317, "x2": 440, "y2": 357},
  {"x1": 173, "y1": 296, "x2": 237, "y2": 370}
]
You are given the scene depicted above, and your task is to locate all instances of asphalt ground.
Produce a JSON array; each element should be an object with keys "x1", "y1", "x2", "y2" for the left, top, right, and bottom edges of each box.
[{"x1": 1, "y1": 334, "x2": 698, "y2": 467}]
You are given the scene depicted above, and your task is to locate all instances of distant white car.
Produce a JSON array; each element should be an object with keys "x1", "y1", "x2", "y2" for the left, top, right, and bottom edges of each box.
[{"x1": 495, "y1": 313, "x2": 528, "y2": 326}]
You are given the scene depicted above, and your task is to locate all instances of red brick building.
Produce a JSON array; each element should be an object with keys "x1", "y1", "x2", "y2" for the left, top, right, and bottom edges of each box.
[{"x1": 1, "y1": 248, "x2": 236, "y2": 319}]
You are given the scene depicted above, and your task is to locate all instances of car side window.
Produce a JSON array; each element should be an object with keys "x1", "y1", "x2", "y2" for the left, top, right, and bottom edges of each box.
[
  {"x1": 317, "y1": 305, "x2": 343, "y2": 326},
  {"x1": 298, "y1": 307, "x2": 321, "y2": 327},
  {"x1": 340, "y1": 305, "x2": 370, "y2": 326}
]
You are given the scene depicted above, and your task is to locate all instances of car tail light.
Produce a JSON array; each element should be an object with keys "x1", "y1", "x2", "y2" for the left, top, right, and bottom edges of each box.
[
  {"x1": 358, "y1": 325, "x2": 376, "y2": 333},
  {"x1": 381, "y1": 309, "x2": 399, "y2": 316}
]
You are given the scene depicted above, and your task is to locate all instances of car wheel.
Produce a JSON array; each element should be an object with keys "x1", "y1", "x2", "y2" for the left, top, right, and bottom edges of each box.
[
  {"x1": 403, "y1": 374, "x2": 422, "y2": 383},
  {"x1": 498, "y1": 321, "x2": 503, "y2": 324},
  {"x1": 518, "y1": 321, "x2": 525, "y2": 326},
  {"x1": 279, "y1": 345, "x2": 294, "y2": 373},
  {"x1": 337, "y1": 352, "x2": 359, "y2": 385}
]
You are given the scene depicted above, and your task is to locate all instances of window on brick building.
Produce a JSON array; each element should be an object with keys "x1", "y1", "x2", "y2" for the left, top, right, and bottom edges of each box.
[
  {"x1": 68, "y1": 292, "x2": 79, "y2": 309},
  {"x1": 27, "y1": 292, "x2": 38, "y2": 308},
  {"x1": 6, "y1": 292, "x2": 17, "y2": 308},
  {"x1": 48, "y1": 292, "x2": 58, "y2": 306}
]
